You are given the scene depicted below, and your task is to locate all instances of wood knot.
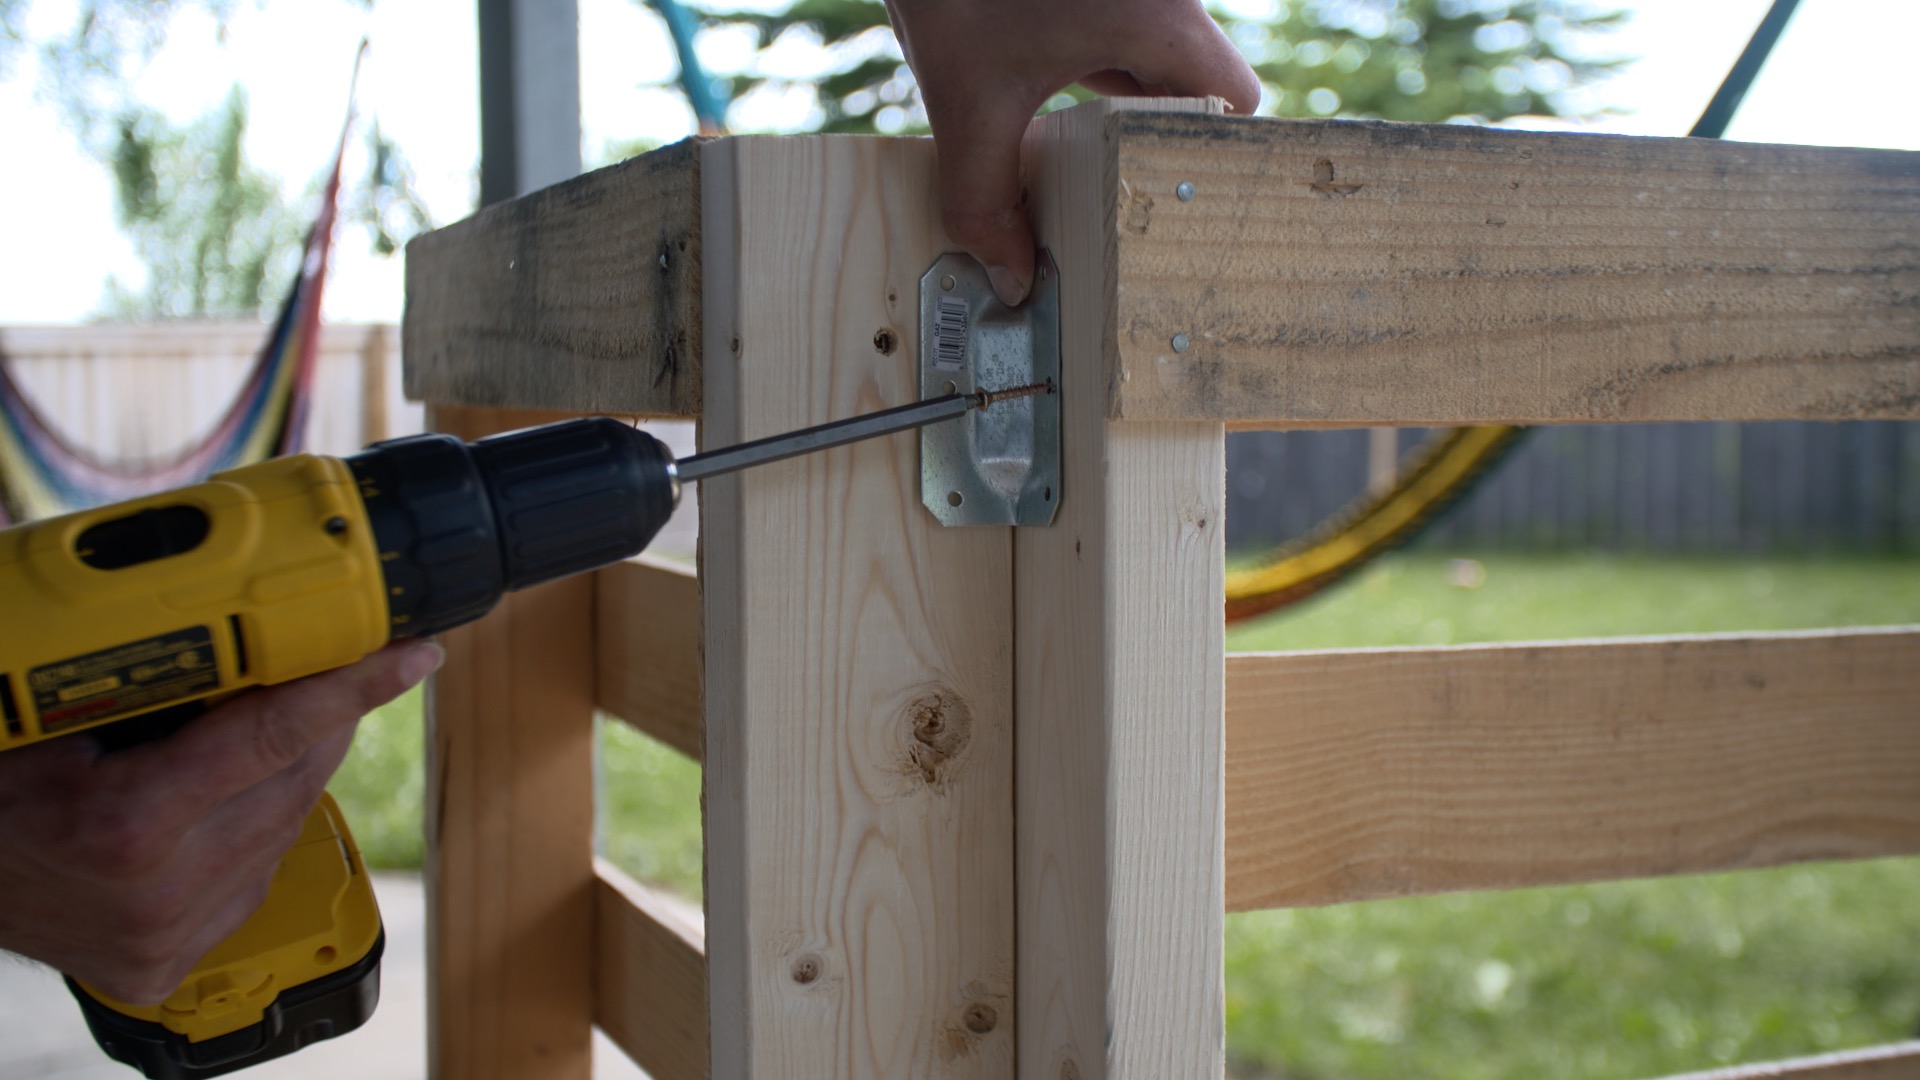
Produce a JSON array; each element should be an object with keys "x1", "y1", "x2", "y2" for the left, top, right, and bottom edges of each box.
[
  {"x1": 1060, "y1": 1060, "x2": 1082, "y2": 1080},
  {"x1": 874, "y1": 328, "x2": 898, "y2": 355},
  {"x1": 789, "y1": 953, "x2": 823, "y2": 985},
  {"x1": 902, "y1": 687, "x2": 972, "y2": 789},
  {"x1": 964, "y1": 1003, "x2": 998, "y2": 1033}
]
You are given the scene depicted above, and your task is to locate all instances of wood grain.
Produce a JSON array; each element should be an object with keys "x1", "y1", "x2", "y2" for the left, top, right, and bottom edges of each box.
[
  {"x1": 1109, "y1": 113, "x2": 1920, "y2": 424},
  {"x1": 1015, "y1": 99, "x2": 1228, "y2": 1080},
  {"x1": 1224, "y1": 629, "x2": 1920, "y2": 913},
  {"x1": 425, "y1": 404, "x2": 597, "y2": 1080},
  {"x1": 1656, "y1": 1042, "x2": 1920, "y2": 1079},
  {"x1": 594, "y1": 555, "x2": 702, "y2": 761},
  {"x1": 404, "y1": 139, "x2": 703, "y2": 416},
  {"x1": 698, "y1": 135, "x2": 1015, "y2": 1078},
  {"x1": 593, "y1": 860, "x2": 709, "y2": 1080}
]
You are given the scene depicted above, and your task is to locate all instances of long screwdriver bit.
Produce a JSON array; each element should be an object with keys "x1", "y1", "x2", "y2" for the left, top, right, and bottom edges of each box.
[{"x1": 672, "y1": 381, "x2": 1053, "y2": 485}]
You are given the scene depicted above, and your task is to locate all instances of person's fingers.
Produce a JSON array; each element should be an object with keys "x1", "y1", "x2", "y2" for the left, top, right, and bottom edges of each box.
[
  {"x1": 1091, "y1": 4, "x2": 1262, "y2": 114},
  {"x1": 926, "y1": 88, "x2": 1043, "y2": 306},
  {"x1": 116, "y1": 641, "x2": 441, "y2": 825}
]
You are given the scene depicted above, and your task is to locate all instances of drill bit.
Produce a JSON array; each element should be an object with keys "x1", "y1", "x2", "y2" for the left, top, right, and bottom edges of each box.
[{"x1": 673, "y1": 381, "x2": 1055, "y2": 485}]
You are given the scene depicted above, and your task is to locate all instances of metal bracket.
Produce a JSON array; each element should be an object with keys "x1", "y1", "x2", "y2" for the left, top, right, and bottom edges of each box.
[{"x1": 919, "y1": 251, "x2": 1061, "y2": 526}]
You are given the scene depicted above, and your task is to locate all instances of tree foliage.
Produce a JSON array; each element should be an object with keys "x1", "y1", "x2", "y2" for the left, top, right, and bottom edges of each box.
[
  {"x1": 100, "y1": 87, "x2": 300, "y2": 317},
  {"x1": 12, "y1": 0, "x2": 423, "y2": 319},
  {"x1": 656, "y1": 0, "x2": 1624, "y2": 135}
]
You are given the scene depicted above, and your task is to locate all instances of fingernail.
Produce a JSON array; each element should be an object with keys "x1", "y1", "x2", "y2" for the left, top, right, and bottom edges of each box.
[
  {"x1": 399, "y1": 642, "x2": 446, "y2": 686},
  {"x1": 987, "y1": 265, "x2": 1030, "y2": 307}
]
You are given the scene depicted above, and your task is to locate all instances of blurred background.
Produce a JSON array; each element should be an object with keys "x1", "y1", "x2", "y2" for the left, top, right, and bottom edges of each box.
[{"x1": 1, "y1": 1, "x2": 1917, "y2": 1078}]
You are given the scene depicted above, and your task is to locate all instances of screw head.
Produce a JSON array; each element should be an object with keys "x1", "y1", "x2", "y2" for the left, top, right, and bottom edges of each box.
[
  {"x1": 1171, "y1": 332, "x2": 1191, "y2": 353},
  {"x1": 1176, "y1": 181, "x2": 1196, "y2": 202}
]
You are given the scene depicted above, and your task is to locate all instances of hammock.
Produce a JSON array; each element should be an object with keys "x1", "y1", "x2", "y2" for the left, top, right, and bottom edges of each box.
[{"x1": 0, "y1": 66, "x2": 354, "y2": 527}]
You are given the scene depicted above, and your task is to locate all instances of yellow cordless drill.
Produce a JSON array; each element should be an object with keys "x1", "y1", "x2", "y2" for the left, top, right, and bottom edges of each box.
[{"x1": 0, "y1": 385, "x2": 1040, "y2": 1078}]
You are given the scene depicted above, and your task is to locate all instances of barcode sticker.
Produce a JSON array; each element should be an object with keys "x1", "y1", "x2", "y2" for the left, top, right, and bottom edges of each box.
[{"x1": 932, "y1": 295, "x2": 970, "y2": 372}]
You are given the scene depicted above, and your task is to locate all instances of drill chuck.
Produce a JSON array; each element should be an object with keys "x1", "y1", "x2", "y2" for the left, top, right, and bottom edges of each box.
[{"x1": 348, "y1": 418, "x2": 677, "y2": 638}]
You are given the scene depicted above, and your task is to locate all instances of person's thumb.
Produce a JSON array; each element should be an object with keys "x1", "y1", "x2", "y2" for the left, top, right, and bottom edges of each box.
[{"x1": 927, "y1": 90, "x2": 1041, "y2": 306}]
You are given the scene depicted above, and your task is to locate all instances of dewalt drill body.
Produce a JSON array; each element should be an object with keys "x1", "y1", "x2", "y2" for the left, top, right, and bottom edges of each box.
[
  {"x1": 0, "y1": 382, "x2": 1038, "y2": 1078},
  {"x1": 0, "y1": 417, "x2": 678, "y2": 1078}
]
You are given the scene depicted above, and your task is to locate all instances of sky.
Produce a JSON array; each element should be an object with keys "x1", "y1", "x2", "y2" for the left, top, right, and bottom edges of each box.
[{"x1": 0, "y1": 0, "x2": 1915, "y2": 325}]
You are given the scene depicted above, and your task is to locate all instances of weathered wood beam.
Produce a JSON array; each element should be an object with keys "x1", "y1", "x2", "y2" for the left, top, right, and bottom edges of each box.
[
  {"x1": 1656, "y1": 1042, "x2": 1920, "y2": 1080},
  {"x1": 594, "y1": 555, "x2": 702, "y2": 761},
  {"x1": 404, "y1": 113, "x2": 1918, "y2": 426},
  {"x1": 405, "y1": 139, "x2": 703, "y2": 416},
  {"x1": 1224, "y1": 628, "x2": 1920, "y2": 913},
  {"x1": 1111, "y1": 113, "x2": 1920, "y2": 424},
  {"x1": 593, "y1": 861, "x2": 709, "y2": 1080}
]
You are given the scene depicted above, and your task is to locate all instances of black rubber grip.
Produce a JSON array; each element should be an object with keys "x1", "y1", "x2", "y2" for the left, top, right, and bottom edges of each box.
[{"x1": 348, "y1": 419, "x2": 676, "y2": 639}]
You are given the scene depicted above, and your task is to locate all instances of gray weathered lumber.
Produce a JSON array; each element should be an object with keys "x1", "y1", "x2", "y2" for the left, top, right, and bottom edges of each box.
[
  {"x1": 1110, "y1": 113, "x2": 1920, "y2": 424},
  {"x1": 405, "y1": 138, "x2": 702, "y2": 416}
]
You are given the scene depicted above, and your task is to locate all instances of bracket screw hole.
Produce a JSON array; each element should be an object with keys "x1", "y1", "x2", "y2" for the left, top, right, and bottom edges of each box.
[
  {"x1": 940, "y1": 274, "x2": 956, "y2": 292},
  {"x1": 1044, "y1": 486, "x2": 1052, "y2": 502},
  {"x1": 1171, "y1": 332, "x2": 1191, "y2": 353},
  {"x1": 947, "y1": 491, "x2": 964, "y2": 507},
  {"x1": 1176, "y1": 181, "x2": 1196, "y2": 201}
]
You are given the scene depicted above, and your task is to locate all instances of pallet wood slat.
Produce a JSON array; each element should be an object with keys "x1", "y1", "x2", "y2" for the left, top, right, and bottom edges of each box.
[
  {"x1": 1656, "y1": 1042, "x2": 1920, "y2": 1079},
  {"x1": 425, "y1": 405, "x2": 599, "y2": 1079},
  {"x1": 594, "y1": 555, "x2": 702, "y2": 761},
  {"x1": 1110, "y1": 113, "x2": 1920, "y2": 425},
  {"x1": 1013, "y1": 99, "x2": 1228, "y2": 1079},
  {"x1": 405, "y1": 139, "x2": 704, "y2": 416},
  {"x1": 1224, "y1": 628, "x2": 1920, "y2": 912},
  {"x1": 592, "y1": 861, "x2": 709, "y2": 1080},
  {"x1": 699, "y1": 134, "x2": 1015, "y2": 1078}
]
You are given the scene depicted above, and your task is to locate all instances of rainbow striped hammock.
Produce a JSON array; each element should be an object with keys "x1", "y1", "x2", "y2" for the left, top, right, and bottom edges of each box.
[{"x1": 0, "y1": 128, "x2": 346, "y2": 527}]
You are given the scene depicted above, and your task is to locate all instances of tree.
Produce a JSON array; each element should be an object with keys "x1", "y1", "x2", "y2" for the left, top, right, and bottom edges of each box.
[
  {"x1": 8, "y1": 0, "x2": 430, "y2": 319},
  {"x1": 100, "y1": 88, "x2": 302, "y2": 317},
  {"x1": 642, "y1": 0, "x2": 1624, "y2": 135}
]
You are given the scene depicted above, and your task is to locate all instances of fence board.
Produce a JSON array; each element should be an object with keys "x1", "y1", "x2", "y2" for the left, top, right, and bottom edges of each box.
[
  {"x1": 0, "y1": 322, "x2": 413, "y2": 459},
  {"x1": 1224, "y1": 629, "x2": 1920, "y2": 912},
  {"x1": 593, "y1": 861, "x2": 709, "y2": 1080},
  {"x1": 594, "y1": 555, "x2": 702, "y2": 762},
  {"x1": 1224, "y1": 422, "x2": 1920, "y2": 555},
  {"x1": 1656, "y1": 1042, "x2": 1920, "y2": 1079}
]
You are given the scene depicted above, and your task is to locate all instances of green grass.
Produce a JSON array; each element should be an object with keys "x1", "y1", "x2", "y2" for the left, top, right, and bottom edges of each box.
[
  {"x1": 326, "y1": 553, "x2": 1920, "y2": 1079},
  {"x1": 1226, "y1": 552, "x2": 1920, "y2": 652}
]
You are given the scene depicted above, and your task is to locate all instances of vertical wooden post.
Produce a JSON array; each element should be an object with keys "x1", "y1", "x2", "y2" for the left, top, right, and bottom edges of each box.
[
  {"x1": 360, "y1": 326, "x2": 390, "y2": 445},
  {"x1": 699, "y1": 136, "x2": 1016, "y2": 1077},
  {"x1": 1015, "y1": 99, "x2": 1228, "y2": 1079},
  {"x1": 425, "y1": 405, "x2": 598, "y2": 1080}
]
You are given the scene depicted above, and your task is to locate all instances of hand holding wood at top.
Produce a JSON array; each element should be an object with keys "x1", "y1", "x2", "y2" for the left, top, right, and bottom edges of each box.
[{"x1": 882, "y1": 0, "x2": 1261, "y2": 306}]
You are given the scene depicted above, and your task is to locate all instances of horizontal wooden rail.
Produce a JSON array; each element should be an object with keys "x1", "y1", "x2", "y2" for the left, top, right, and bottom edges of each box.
[
  {"x1": 1224, "y1": 628, "x2": 1920, "y2": 912},
  {"x1": 402, "y1": 113, "x2": 1920, "y2": 425},
  {"x1": 405, "y1": 138, "x2": 704, "y2": 417},
  {"x1": 593, "y1": 860, "x2": 709, "y2": 1080},
  {"x1": 1658, "y1": 1041, "x2": 1920, "y2": 1079},
  {"x1": 1110, "y1": 113, "x2": 1920, "y2": 425},
  {"x1": 594, "y1": 556, "x2": 703, "y2": 760}
]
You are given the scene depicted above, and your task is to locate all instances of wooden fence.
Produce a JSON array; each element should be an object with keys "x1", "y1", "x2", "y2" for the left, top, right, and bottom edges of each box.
[
  {"x1": 404, "y1": 102, "x2": 1920, "y2": 1080},
  {"x1": 0, "y1": 322, "x2": 416, "y2": 460},
  {"x1": 1228, "y1": 421, "x2": 1920, "y2": 554}
]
